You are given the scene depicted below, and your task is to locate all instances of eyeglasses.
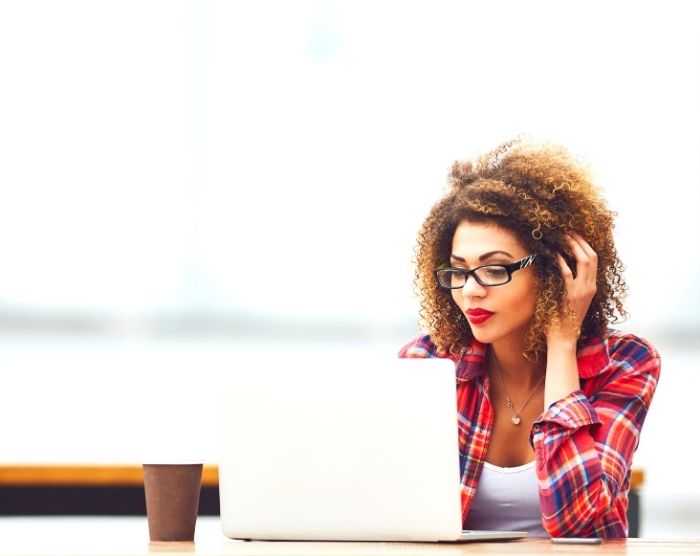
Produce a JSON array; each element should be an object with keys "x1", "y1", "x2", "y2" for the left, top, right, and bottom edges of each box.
[{"x1": 435, "y1": 254, "x2": 537, "y2": 289}]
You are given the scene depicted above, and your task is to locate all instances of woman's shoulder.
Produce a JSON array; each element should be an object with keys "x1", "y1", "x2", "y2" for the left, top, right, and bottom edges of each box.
[
  {"x1": 604, "y1": 329, "x2": 661, "y2": 365},
  {"x1": 398, "y1": 334, "x2": 443, "y2": 358},
  {"x1": 595, "y1": 329, "x2": 661, "y2": 383}
]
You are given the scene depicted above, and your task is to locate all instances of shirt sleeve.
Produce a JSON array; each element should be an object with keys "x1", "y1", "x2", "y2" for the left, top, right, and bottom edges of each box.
[{"x1": 531, "y1": 335, "x2": 661, "y2": 538}]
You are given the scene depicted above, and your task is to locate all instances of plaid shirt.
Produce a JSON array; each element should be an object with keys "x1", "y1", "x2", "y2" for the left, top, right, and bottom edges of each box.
[{"x1": 399, "y1": 330, "x2": 660, "y2": 538}]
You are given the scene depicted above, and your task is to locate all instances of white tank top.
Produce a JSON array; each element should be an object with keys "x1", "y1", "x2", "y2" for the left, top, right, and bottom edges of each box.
[{"x1": 463, "y1": 460, "x2": 548, "y2": 537}]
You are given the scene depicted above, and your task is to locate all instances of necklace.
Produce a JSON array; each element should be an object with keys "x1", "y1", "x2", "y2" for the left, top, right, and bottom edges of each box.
[{"x1": 491, "y1": 353, "x2": 545, "y2": 426}]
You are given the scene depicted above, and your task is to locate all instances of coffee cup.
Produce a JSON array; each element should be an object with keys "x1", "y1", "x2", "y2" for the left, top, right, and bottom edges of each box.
[{"x1": 143, "y1": 463, "x2": 203, "y2": 542}]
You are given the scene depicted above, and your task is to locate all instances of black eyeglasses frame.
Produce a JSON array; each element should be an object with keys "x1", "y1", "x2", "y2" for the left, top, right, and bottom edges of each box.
[{"x1": 434, "y1": 254, "x2": 537, "y2": 289}]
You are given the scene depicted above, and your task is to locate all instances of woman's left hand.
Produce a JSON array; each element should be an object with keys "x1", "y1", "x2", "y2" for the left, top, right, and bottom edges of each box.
[{"x1": 547, "y1": 233, "x2": 598, "y2": 346}]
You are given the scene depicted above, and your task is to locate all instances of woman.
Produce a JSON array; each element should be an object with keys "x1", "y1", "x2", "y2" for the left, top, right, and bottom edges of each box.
[{"x1": 399, "y1": 139, "x2": 660, "y2": 538}]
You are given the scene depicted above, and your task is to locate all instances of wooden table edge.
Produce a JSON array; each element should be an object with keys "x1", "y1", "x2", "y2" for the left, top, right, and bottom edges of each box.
[
  {"x1": 0, "y1": 464, "x2": 643, "y2": 490},
  {"x1": 0, "y1": 464, "x2": 219, "y2": 487}
]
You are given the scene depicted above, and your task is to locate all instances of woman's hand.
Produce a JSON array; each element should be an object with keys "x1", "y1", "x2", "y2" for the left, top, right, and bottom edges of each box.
[
  {"x1": 543, "y1": 233, "x2": 597, "y2": 407},
  {"x1": 547, "y1": 233, "x2": 598, "y2": 347}
]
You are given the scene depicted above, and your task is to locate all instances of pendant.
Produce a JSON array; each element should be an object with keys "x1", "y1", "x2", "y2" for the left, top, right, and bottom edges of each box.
[{"x1": 511, "y1": 416, "x2": 521, "y2": 425}]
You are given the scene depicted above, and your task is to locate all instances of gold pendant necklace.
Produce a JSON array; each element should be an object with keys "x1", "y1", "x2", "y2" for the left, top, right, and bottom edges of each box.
[{"x1": 491, "y1": 353, "x2": 545, "y2": 426}]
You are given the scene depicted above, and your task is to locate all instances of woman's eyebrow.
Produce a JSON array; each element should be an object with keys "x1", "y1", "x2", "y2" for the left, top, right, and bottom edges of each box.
[{"x1": 450, "y1": 250, "x2": 514, "y2": 263}]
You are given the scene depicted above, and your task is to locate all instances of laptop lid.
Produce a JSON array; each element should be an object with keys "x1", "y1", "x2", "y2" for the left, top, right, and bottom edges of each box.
[{"x1": 217, "y1": 355, "x2": 466, "y2": 541}]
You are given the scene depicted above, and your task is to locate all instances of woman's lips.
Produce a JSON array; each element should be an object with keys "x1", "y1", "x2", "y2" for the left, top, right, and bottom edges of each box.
[{"x1": 465, "y1": 309, "x2": 494, "y2": 325}]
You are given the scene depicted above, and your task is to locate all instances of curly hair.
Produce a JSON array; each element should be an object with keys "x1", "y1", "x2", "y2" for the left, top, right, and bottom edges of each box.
[{"x1": 415, "y1": 138, "x2": 628, "y2": 359}]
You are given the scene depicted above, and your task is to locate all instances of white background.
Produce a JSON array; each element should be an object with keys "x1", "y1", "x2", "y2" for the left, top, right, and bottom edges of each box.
[{"x1": 1, "y1": 0, "x2": 698, "y2": 537}]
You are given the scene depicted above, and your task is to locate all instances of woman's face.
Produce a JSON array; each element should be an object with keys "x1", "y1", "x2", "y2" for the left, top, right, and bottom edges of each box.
[{"x1": 449, "y1": 219, "x2": 537, "y2": 347}]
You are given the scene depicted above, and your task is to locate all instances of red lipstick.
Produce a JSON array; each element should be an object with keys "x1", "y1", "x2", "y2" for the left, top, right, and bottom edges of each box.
[{"x1": 465, "y1": 308, "x2": 494, "y2": 325}]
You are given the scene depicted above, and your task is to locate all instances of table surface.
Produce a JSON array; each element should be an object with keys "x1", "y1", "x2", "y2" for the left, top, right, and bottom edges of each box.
[{"x1": 1, "y1": 517, "x2": 699, "y2": 556}]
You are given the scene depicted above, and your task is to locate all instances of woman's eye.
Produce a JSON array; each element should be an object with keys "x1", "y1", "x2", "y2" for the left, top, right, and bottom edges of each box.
[
  {"x1": 450, "y1": 270, "x2": 467, "y2": 284},
  {"x1": 481, "y1": 267, "x2": 508, "y2": 280}
]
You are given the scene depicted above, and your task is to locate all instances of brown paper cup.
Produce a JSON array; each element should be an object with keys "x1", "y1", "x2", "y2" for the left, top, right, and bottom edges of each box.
[{"x1": 143, "y1": 463, "x2": 203, "y2": 542}]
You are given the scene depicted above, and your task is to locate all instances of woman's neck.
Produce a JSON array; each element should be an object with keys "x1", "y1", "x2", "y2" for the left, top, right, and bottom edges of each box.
[{"x1": 489, "y1": 339, "x2": 543, "y2": 389}]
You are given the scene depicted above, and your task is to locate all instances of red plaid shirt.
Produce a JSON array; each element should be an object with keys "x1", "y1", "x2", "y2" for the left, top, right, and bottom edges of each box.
[{"x1": 399, "y1": 330, "x2": 660, "y2": 538}]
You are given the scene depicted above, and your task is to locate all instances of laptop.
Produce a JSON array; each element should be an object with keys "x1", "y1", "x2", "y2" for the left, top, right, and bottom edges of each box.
[{"x1": 217, "y1": 353, "x2": 526, "y2": 542}]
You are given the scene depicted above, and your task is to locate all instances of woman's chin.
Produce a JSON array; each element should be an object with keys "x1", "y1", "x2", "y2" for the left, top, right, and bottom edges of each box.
[{"x1": 469, "y1": 328, "x2": 494, "y2": 344}]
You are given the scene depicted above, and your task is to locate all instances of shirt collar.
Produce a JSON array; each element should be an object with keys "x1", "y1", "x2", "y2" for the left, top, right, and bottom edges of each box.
[{"x1": 454, "y1": 335, "x2": 612, "y2": 383}]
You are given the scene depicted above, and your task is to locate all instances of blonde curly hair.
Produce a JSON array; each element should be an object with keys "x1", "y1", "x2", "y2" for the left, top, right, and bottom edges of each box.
[{"x1": 415, "y1": 139, "x2": 627, "y2": 359}]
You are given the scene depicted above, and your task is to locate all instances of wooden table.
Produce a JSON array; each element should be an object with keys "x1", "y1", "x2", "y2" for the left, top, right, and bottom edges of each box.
[
  {"x1": 0, "y1": 465, "x2": 647, "y2": 537},
  {"x1": 0, "y1": 517, "x2": 698, "y2": 556},
  {"x1": 0, "y1": 464, "x2": 643, "y2": 490},
  {"x1": 0, "y1": 464, "x2": 221, "y2": 487}
]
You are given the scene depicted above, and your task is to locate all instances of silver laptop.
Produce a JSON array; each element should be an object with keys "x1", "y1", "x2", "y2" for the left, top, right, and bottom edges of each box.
[{"x1": 217, "y1": 353, "x2": 526, "y2": 542}]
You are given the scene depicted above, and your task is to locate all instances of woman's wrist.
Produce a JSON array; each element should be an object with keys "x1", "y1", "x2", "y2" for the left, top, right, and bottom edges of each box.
[
  {"x1": 546, "y1": 336, "x2": 578, "y2": 354},
  {"x1": 544, "y1": 340, "x2": 581, "y2": 409}
]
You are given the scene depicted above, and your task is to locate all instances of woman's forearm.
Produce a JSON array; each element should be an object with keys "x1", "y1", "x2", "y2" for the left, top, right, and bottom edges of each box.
[{"x1": 544, "y1": 338, "x2": 581, "y2": 409}]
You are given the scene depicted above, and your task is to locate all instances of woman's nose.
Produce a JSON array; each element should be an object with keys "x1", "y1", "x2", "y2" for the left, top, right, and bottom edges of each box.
[{"x1": 460, "y1": 275, "x2": 487, "y2": 297}]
